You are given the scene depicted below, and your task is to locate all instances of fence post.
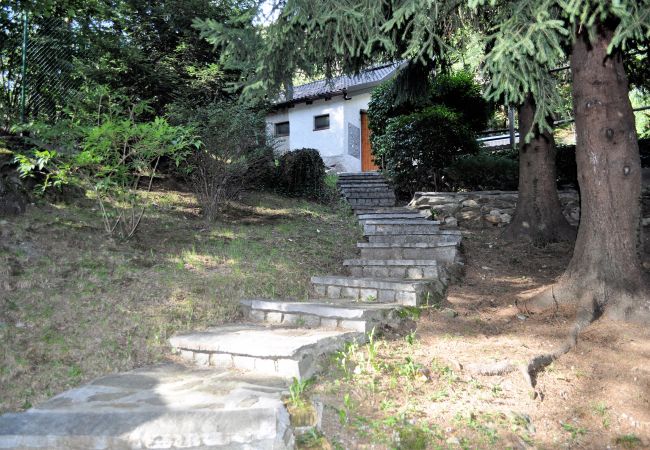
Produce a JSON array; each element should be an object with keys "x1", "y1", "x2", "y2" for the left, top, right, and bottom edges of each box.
[
  {"x1": 507, "y1": 105, "x2": 516, "y2": 151},
  {"x1": 20, "y1": 11, "x2": 28, "y2": 123}
]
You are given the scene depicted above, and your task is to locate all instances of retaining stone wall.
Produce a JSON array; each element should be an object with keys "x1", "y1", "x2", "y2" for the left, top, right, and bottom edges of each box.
[{"x1": 410, "y1": 189, "x2": 649, "y2": 228}]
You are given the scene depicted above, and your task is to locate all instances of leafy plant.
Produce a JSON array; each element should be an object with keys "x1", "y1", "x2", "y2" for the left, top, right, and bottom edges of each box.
[
  {"x1": 373, "y1": 105, "x2": 480, "y2": 195},
  {"x1": 288, "y1": 377, "x2": 313, "y2": 407},
  {"x1": 79, "y1": 112, "x2": 196, "y2": 239},
  {"x1": 179, "y1": 101, "x2": 274, "y2": 221}
]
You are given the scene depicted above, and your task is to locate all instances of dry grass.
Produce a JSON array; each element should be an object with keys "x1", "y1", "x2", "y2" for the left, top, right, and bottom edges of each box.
[
  {"x1": 0, "y1": 187, "x2": 361, "y2": 413},
  {"x1": 309, "y1": 228, "x2": 650, "y2": 450}
]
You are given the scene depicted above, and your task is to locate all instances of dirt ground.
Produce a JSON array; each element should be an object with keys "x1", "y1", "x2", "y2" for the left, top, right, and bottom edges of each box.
[{"x1": 312, "y1": 227, "x2": 650, "y2": 449}]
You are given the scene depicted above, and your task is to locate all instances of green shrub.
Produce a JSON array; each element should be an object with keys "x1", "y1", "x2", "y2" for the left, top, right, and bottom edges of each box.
[
  {"x1": 445, "y1": 151, "x2": 519, "y2": 191},
  {"x1": 374, "y1": 106, "x2": 480, "y2": 195},
  {"x1": 368, "y1": 70, "x2": 490, "y2": 195},
  {"x1": 430, "y1": 71, "x2": 492, "y2": 132},
  {"x1": 276, "y1": 148, "x2": 329, "y2": 200},
  {"x1": 178, "y1": 101, "x2": 274, "y2": 221}
]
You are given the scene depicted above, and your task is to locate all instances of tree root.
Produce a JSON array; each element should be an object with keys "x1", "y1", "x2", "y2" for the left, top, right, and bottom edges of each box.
[{"x1": 462, "y1": 300, "x2": 599, "y2": 397}]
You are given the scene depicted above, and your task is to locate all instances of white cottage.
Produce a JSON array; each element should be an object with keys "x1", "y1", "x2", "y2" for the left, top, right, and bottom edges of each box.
[{"x1": 266, "y1": 62, "x2": 403, "y2": 173}]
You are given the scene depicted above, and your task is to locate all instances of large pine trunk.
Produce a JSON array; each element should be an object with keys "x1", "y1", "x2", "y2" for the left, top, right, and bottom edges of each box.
[
  {"x1": 530, "y1": 24, "x2": 649, "y2": 322},
  {"x1": 503, "y1": 94, "x2": 575, "y2": 244}
]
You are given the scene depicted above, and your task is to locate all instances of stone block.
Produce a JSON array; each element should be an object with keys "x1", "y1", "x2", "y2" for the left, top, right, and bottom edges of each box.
[
  {"x1": 249, "y1": 309, "x2": 266, "y2": 322},
  {"x1": 253, "y1": 358, "x2": 278, "y2": 374},
  {"x1": 179, "y1": 350, "x2": 194, "y2": 363},
  {"x1": 396, "y1": 291, "x2": 417, "y2": 306},
  {"x1": 326, "y1": 285, "x2": 342, "y2": 299},
  {"x1": 341, "y1": 287, "x2": 359, "y2": 299},
  {"x1": 233, "y1": 355, "x2": 258, "y2": 372},
  {"x1": 378, "y1": 289, "x2": 396, "y2": 302},
  {"x1": 209, "y1": 353, "x2": 232, "y2": 368},
  {"x1": 407, "y1": 268, "x2": 424, "y2": 279},
  {"x1": 276, "y1": 359, "x2": 301, "y2": 379},
  {"x1": 339, "y1": 320, "x2": 369, "y2": 333},
  {"x1": 266, "y1": 312, "x2": 284, "y2": 324},
  {"x1": 313, "y1": 285, "x2": 327, "y2": 296},
  {"x1": 193, "y1": 352, "x2": 210, "y2": 366},
  {"x1": 360, "y1": 289, "x2": 378, "y2": 300},
  {"x1": 320, "y1": 318, "x2": 338, "y2": 329}
]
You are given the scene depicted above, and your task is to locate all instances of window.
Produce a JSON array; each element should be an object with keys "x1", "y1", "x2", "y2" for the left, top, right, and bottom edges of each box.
[
  {"x1": 275, "y1": 121, "x2": 290, "y2": 137},
  {"x1": 314, "y1": 114, "x2": 330, "y2": 131}
]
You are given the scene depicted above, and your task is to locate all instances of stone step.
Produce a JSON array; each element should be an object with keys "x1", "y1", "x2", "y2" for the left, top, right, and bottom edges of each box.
[
  {"x1": 0, "y1": 365, "x2": 294, "y2": 449},
  {"x1": 358, "y1": 242, "x2": 459, "y2": 263},
  {"x1": 339, "y1": 181, "x2": 388, "y2": 187},
  {"x1": 343, "y1": 192, "x2": 396, "y2": 200},
  {"x1": 343, "y1": 259, "x2": 442, "y2": 280},
  {"x1": 169, "y1": 325, "x2": 364, "y2": 380},
  {"x1": 310, "y1": 276, "x2": 443, "y2": 306},
  {"x1": 363, "y1": 221, "x2": 440, "y2": 234},
  {"x1": 340, "y1": 187, "x2": 395, "y2": 194},
  {"x1": 338, "y1": 171, "x2": 381, "y2": 177},
  {"x1": 348, "y1": 198, "x2": 396, "y2": 208},
  {"x1": 358, "y1": 212, "x2": 427, "y2": 221},
  {"x1": 239, "y1": 299, "x2": 403, "y2": 333},
  {"x1": 354, "y1": 207, "x2": 415, "y2": 215},
  {"x1": 366, "y1": 231, "x2": 463, "y2": 245}
]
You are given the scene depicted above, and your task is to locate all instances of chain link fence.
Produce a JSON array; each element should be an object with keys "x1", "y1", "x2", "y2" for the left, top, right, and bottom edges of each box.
[{"x1": 1, "y1": 9, "x2": 77, "y2": 130}]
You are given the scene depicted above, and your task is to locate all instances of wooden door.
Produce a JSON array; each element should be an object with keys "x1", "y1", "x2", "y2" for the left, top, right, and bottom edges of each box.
[{"x1": 360, "y1": 111, "x2": 379, "y2": 172}]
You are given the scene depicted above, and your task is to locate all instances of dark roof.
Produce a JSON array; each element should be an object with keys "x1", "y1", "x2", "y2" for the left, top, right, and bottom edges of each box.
[{"x1": 275, "y1": 62, "x2": 404, "y2": 106}]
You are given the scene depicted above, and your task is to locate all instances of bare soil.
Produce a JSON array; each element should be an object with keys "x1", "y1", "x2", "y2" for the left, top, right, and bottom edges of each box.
[{"x1": 312, "y1": 227, "x2": 650, "y2": 449}]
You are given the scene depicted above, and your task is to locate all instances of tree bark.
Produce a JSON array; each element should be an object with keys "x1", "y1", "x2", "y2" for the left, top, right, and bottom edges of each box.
[
  {"x1": 502, "y1": 94, "x2": 576, "y2": 244},
  {"x1": 528, "y1": 24, "x2": 649, "y2": 322}
]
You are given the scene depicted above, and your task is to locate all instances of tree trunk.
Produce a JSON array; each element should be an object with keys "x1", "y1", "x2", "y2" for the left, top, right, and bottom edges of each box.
[
  {"x1": 502, "y1": 94, "x2": 576, "y2": 244},
  {"x1": 528, "y1": 24, "x2": 649, "y2": 322}
]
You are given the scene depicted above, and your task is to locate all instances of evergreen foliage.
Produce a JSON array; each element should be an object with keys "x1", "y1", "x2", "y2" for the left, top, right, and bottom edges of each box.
[
  {"x1": 368, "y1": 71, "x2": 488, "y2": 195},
  {"x1": 375, "y1": 106, "x2": 480, "y2": 195},
  {"x1": 276, "y1": 148, "x2": 328, "y2": 201}
]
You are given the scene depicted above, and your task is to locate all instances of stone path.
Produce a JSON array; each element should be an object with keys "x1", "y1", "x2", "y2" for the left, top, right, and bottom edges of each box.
[{"x1": 0, "y1": 171, "x2": 462, "y2": 449}]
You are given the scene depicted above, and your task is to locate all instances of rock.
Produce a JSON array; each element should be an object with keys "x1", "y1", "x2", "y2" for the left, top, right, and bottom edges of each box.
[
  {"x1": 500, "y1": 213, "x2": 512, "y2": 224},
  {"x1": 484, "y1": 214, "x2": 501, "y2": 224},
  {"x1": 444, "y1": 217, "x2": 458, "y2": 227},
  {"x1": 458, "y1": 210, "x2": 481, "y2": 221},
  {"x1": 642, "y1": 217, "x2": 650, "y2": 227},
  {"x1": 461, "y1": 199, "x2": 479, "y2": 208},
  {"x1": 489, "y1": 209, "x2": 502, "y2": 216},
  {"x1": 441, "y1": 308, "x2": 458, "y2": 318}
]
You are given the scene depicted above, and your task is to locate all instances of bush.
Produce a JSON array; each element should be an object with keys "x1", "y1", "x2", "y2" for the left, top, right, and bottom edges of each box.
[
  {"x1": 368, "y1": 70, "x2": 490, "y2": 195},
  {"x1": 445, "y1": 151, "x2": 519, "y2": 191},
  {"x1": 181, "y1": 101, "x2": 274, "y2": 221},
  {"x1": 374, "y1": 106, "x2": 480, "y2": 195},
  {"x1": 276, "y1": 148, "x2": 329, "y2": 200},
  {"x1": 430, "y1": 71, "x2": 492, "y2": 132}
]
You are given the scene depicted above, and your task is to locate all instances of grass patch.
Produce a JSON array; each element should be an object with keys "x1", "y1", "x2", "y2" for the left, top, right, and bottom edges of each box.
[{"x1": 0, "y1": 188, "x2": 361, "y2": 413}]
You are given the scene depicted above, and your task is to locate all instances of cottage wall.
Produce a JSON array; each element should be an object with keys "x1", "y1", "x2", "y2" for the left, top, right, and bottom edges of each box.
[{"x1": 265, "y1": 89, "x2": 374, "y2": 172}]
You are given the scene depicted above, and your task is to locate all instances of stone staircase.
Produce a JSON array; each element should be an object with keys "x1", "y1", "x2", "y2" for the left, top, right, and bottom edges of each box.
[{"x1": 0, "y1": 171, "x2": 462, "y2": 449}]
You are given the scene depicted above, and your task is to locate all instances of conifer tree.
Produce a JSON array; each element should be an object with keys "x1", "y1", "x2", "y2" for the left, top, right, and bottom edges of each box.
[{"x1": 197, "y1": 0, "x2": 650, "y2": 327}]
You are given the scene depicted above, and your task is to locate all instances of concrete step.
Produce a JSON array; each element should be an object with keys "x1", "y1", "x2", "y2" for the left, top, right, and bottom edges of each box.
[
  {"x1": 169, "y1": 325, "x2": 364, "y2": 380},
  {"x1": 337, "y1": 180, "x2": 390, "y2": 187},
  {"x1": 358, "y1": 242, "x2": 459, "y2": 263},
  {"x1": 0, "y1": 365, "x2": 294, "y2": 449},
  {"x1": 343, "y1": 259, "x2": 442, "y2": 280},
  {"x1": 239, "y1": 299, "x2": 403, "y2": 333},
  {"x1": 366, "y1": 231, "x2": 463, "y2": 245},
  {"x1": 310, "y1": 276, "x2": 443, "y2": 306}
]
